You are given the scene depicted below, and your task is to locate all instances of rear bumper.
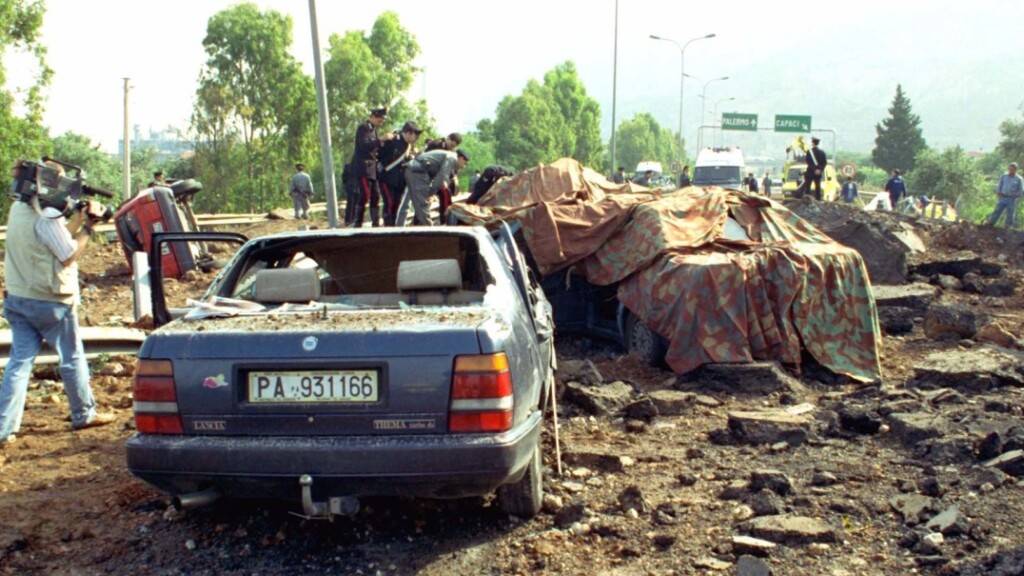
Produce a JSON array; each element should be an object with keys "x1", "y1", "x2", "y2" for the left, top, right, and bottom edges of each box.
[{"x1": 127, "y1": 410, "x2": 542, "y2": 499}]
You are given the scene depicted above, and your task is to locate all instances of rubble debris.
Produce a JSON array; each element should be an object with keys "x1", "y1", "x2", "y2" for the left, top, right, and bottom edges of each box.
[
  {"x1": 925, "y1": 504, "x2": 968, "y2": 536},
  {"x1": 647, "y1": 390, "x2": 695, "y2": 415},
  {"x1": 910, "y1": 253, "x2": 1002, "y2": 279},
  {"x1": 749, "y1": 469, "x2": 793, "y2": 496},
  {"x1": 932, "y1": 274, "x2": 963, "y2": 291},
  {"x1": 872, "y1": 283, "x2": 939, "y2": 310},
  {"x1": 623, "y1": 397, "x2": 658, "y2": 421},
  {"x1": 983, "y1": 449, "x2": 1024, "y2": 477},
  {"x1": 690, "y1": 362, "x2": 806, "y2": 395},
  {"x1": 877, "y1": 306, "x2": 915, "y2": 335},
  {"x1": 735, "y1": 554, "x2": 773, "y2": 576},
  {"x1": 563, "y1": 381, "x2": 633, "y2": 415},
  {"x1": 617, "y1": 485, "x2": 649, "y2": 514},
  {"x1": 889, "y1": 493, "x2": 936, "y2": 525},
  {"x1": 887, "y1": 412, "x2": 951, "y2": 445},
  {"x1": 924, "y1": 304, "x2": 980, "y2": 340},
  {"x1": 837, "y1": 404, "x2": 883, "y2": 435},
  {"x1": 726, "y1": 407, "x2": 813, "y2": 446},
  {"x1": 910, "y1": 347, "x2": 1024, "y2": 391},
  {"x1": 951, "y1": 546, "x2": 1024, "y2": 576},
  {"x1": 562, "y1": 451, "x2": 630, "y2": 473},
  {"x1": 731, "y1": 535, "x2": 777, "y2": 557},
  {"x1": 811, "y1": 471, "x2": 840, "y2": 487},
  {"x1": 745, "y1": 489, "x2": 785, "y2": 517},
  {"x1": 742, "y1": 514, "x2": 838, "y2": 544},
  {"x1": 975, "y1": 322, "x2": 1021, "y2": 349},
  {"x1": 557, "y1": 359, "x2": 604, "y2": 386},
  {"x1": 693, "y1": 556, "x2": 732, "y2": 571}
]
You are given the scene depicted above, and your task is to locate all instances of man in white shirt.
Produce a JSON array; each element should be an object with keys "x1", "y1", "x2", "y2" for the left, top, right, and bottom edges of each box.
[{"x1": 0, "y1": 160, "x2": 114, "y2": 453}]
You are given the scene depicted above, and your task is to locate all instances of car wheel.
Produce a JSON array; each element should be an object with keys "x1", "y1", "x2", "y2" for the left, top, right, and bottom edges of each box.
[
  {"x1": 625, "y1": 313, "x2": 668, "y2": 367},
  {"x1": 497, "y1": 444, "x2": 542, "y2": 518}
]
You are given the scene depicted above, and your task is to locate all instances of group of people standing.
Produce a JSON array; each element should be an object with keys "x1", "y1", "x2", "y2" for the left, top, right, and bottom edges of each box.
[{"x1": 289, "y1": 107, "x2": 470, "y2": 227}]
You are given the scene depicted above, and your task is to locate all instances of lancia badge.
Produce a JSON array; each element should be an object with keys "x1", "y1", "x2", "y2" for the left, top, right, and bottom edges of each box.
[{"x1": 302, "y1": 336, "x2": 318, "y2": 352}]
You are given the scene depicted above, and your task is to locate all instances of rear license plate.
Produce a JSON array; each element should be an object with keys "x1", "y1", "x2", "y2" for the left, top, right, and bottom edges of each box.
[{"x1": 248, "y1": 370, "x2": 379, "y2": 403}]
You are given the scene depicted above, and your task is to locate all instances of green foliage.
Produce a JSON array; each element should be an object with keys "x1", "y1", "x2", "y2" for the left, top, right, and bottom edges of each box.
[
  {"x1": 872, "y1": 84, "x2": 927, "y2": 173},
  {"x1": 994, "y1": 111, "x2": 1024, "y2": 169},
  {"x1": 491, "y1": 61, "x2": 603, "y2": 169},
  {"x1": 50, "y1": 132, "x2": 119, "y2": 192},
  {"x1": 908, "y1": 146, "x2": 991, "y2": 222},
  {"x1": 190, "y1": 3, "x2": 316, "y2": 213},
  {"x1": 0, "y1": 0, "x2": 52, "y2": 215},
  {"x1": 611, "y1": 112, "x2": 681, "y2": 174},
  {"x1": 458, "y1": 133, "x2": 497, "y2": 176},
  {"x1": 323, "y1": 13, "x2": 428, "y2": 169},
  {"x1": 493, "y1": 82, "x2": 565, "y2": 169}
]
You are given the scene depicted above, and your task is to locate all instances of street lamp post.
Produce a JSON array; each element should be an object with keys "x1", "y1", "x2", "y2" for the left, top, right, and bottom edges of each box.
[
  {"x1": 712, "y1": 96, "x2": 735, "y2": 147},
  {"x1": 698, "y1": 76, "x2": 729, "y2": 149},
  {"x1": 649, "y1": 32, "x2": 715, "y2": 157}
]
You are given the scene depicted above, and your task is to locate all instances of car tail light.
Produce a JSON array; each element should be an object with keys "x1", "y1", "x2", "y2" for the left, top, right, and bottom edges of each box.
[
  {"x1": 449, "y1": 353, "x2": 513, "y2": 433},
  {"x1": 133, "y1": 359, "x2": 182, "y2": 434}
]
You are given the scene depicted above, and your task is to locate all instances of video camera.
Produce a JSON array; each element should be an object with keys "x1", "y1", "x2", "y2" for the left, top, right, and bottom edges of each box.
[{"x1": 10, "y1": 157, "x2": 115, "y2": 222}]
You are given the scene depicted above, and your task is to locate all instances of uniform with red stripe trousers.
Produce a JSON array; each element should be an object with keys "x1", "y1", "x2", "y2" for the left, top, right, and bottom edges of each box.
[
  {"x1": 378, "y1": 121, "x2": 423, "y2": 226},
  {"x1": 350, "y1": 108, "x2": 392, "y2": 227}
]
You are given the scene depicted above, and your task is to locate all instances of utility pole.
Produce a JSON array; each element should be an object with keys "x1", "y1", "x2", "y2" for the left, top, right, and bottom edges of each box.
[
  {"x1": 649, "y1": 33, "x2": 715, "y2": 158},
  {"x1": 122, "y1": 78, "x2": 131, "y2": 201},
  {"x1": 308, "y1": 0, "x2": 339, "y2": 228},
  {"x1": 610, "y1": 0, "x2": 619, "y2": 175}
]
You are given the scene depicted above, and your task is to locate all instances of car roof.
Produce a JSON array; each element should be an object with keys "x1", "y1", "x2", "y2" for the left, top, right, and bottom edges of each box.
[{"x1": 246, "y1": 226, "x2": 492, "y2": 245}]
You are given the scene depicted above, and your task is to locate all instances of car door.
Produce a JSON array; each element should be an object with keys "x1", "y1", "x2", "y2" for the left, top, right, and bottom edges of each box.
[
  {"x1": 492, "y1": 224, "x2": 555, "y2": 405},
  {"x1": 147, "y1": 232, "x2": 248, "y2": 327}
]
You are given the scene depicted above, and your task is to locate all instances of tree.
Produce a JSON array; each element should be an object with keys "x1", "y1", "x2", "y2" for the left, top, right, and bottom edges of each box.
[
  {"x1": 872, "y1": 84, "x2": 927, "y2": 173},
  {"x1": 457, "y1": 132, "x2": 497, "y2": 177},
  {"x1": 612, "y1": 113, "x2": 680, "y2": 174},
  {"x1": 492, "y1": 82, "x2": 565, "y2": 169},
  {"x1": 542, "y1": 62, "x2": 603, "y2": 166},
  {"x1": 191, "y1": 3, "x2": 316, "y2": 212},
  {"x1": 907, "y1": 147, "x2": 989, "y2": 222},
  {"x1": 490, "y1": 61, "x2": 603, "y2": 169},
  {"x1": 995, "y1": 111, "x2": 1024, "y2": 168},
  {"x1": 0, "y1": 0, "x2": 52, "y2": 214},
  {"x1": 323, "y1": 12, "x2": 431, "y2": 168},
  {"x1": 50, "y1": 132, "x2": 120, "y2": 192}
]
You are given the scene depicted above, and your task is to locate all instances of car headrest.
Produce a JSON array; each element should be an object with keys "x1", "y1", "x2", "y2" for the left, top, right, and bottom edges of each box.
[
  {"x1": 397, "y1": 259, "x2": 462, "y2": 292},
  {"x1": 253, "y1": 268, "x2": 321, "y2": 303}
]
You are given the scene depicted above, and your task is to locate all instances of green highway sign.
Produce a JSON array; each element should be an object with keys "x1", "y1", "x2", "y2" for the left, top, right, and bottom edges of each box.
[
  {"x1": 775, "y1": 114, "x2": 812, "y2": 133},
  {"x1": 721, "y1": 112, "x2": 758, "y2": 131}
]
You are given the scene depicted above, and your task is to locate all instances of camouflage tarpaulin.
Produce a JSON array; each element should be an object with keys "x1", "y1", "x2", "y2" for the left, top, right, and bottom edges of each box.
[{"x1": 450, "y1": 159, "x2": 883, "y2": 381}]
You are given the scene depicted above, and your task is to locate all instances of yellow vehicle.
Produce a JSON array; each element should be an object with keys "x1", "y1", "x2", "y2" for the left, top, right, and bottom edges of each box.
[{"x1": 781, "y1": 136, "x2": 840, "y2": 201}]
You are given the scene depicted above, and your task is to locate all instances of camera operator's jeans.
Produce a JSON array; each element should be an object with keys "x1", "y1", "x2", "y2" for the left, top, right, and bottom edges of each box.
[
  {"x1": 987, "y1": 195, "x2": 1019, "y2": 228},
  {"x1": 0, "y1": 295, "x2": 95, "y2": 440}
]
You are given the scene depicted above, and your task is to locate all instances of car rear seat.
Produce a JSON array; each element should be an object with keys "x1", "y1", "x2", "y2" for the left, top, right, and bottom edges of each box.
[
  {"x1": 397, "y1": 259, "x2": 484, "y2": 305},
  {"x1": 252, "y1": 268, "x2": 321, "y2": 303},
  {"x1": 317, "y1": 259, "x2": 485, "y2": 307}
]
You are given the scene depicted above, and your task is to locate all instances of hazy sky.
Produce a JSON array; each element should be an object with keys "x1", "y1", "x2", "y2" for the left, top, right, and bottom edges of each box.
[{"x1": 5, "y1": 0, "x2": 1021, "y2": 153}]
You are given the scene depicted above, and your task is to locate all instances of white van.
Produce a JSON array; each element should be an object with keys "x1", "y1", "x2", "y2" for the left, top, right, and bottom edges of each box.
[{"x1": 692, "y1": 147, "x2": 745, "y2": 190}]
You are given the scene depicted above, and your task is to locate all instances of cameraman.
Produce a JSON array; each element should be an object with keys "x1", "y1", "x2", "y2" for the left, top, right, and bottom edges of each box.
[{"x1": 0, "y1": 160, "x2": 114, "y2": 448}]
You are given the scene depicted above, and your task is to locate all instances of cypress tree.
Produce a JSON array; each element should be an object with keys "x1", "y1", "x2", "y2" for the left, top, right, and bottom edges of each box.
[{"x1": 872, "y1": 84, "x2": 927, "y2": 173}]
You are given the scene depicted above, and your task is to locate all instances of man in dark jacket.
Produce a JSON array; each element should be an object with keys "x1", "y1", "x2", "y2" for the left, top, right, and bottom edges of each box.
[
  {"x1": 612, "y1": 166, "x2": 626, "y2": 184},
  {"x1": 746, "y1": 172, "x2": 759, "y2": 194},
  {"x1": 761, "y1": 171, "x2": 773, "y2": 196},
  {"x1": 678, "y1": 165, "x2": 691, "y2": 188},
  {"x1": 350, "y1": 107, "x2": 394, "y2": 227},
  {"x1": 467, "y1": 165, "x2": 510, "y2": 205},
  {"x1": 884, "y1": 169, "x2": 907, "y2": 210},
  {"x1": 841, "y1": 177, "x2": 859, "y2": 203},
  {"x1": 378, "y1": 121, "x2": 423, "y2": 226},
  {"x1": 805, "y1": 137, "x2": 828, "y2": 200}
]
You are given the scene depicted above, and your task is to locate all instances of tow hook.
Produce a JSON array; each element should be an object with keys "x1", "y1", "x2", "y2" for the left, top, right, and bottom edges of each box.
[{"x1": 297, "y1": 474, "x2": 360, "y2": 521}]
